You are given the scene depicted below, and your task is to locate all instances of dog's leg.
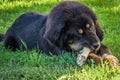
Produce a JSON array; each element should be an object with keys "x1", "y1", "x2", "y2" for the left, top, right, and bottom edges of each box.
[
  {"x1": 77, "y1": 47, "x2": 90, "y2": 66},
  {"x1": 99, "y1": 44, "x2": 119, "y2": 67},
  {"x1": 88, "y1": 53, "x2": 102, "y2": 65},
  {"x1": 4, "y1": 36, "x2": 20, "y2": 51}
]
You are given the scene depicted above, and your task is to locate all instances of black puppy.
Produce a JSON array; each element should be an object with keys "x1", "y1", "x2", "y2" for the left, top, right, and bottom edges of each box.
[{"x1": 0, "y1": 1, "x2": 119, "y2": 66}]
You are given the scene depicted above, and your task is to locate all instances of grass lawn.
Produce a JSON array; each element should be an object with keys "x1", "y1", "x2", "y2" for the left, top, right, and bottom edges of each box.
[{"x1": 0, "y1": 0, "x2": 120, "y2": 80}]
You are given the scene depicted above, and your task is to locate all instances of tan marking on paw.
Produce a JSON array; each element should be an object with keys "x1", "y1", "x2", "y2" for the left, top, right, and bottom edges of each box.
[{"x1": 102, "y1": 54, "x2": 119, "y2": 67}]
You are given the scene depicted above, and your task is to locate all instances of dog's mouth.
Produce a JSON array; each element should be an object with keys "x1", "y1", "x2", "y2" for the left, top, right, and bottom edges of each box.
[
  {"x1": 68, "y1": 41, "x2": 101, "y2": 54},
  {"x1": 70, "y1": 45, "x2": 98, "y2": 54},
  {"x1": 68, "y1": 41, "x2": 100, "y2": 66},
  {"x1": 75, "y1": 47, "x2": 93, "y2": 54}
]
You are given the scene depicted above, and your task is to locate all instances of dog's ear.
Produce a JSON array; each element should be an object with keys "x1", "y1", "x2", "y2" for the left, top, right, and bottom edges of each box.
[
  {"x1": 95, "y1": 20, "x2": 104, "y2": 41},
  {"x1": 43, "y1": 11, "x2": 65, "y2": 43}
]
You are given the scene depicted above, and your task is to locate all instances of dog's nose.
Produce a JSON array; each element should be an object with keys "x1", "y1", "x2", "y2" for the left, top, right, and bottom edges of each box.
[{"x1": 92, "y1": 42, "x2": 100, "y2": 49}]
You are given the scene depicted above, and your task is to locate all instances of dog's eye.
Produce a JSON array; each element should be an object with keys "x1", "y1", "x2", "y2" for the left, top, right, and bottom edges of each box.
[
  {"x1": 86, "y1": 24, "x2": 91, "y2": 29},
  {"x1": 86, "y1": 23, "x2": 94, "y2": 32},
  {"x1": 78, "y1": 28, "x2": 83, "y2": 34}
]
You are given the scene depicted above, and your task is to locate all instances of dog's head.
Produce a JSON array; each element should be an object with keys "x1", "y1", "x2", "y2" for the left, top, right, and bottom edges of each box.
[{"x1": 44, "y1": 1, "x2": 103, "y2": 53}]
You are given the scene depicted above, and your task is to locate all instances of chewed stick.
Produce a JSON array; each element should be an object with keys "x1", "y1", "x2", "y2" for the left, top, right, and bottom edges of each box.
[{"x1": 77, "y1": 47, "x2": 90, "y2": 66}]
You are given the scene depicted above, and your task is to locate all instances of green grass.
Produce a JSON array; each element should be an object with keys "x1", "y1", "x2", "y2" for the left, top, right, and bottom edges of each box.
[{"x1": 0, "y1": 0, "x2": 120, "y2": 80}]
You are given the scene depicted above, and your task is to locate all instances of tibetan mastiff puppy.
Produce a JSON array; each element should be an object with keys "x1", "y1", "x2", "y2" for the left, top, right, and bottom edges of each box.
[{"x1": 0, "y1": 1, "x2": 119, "y2": 66}]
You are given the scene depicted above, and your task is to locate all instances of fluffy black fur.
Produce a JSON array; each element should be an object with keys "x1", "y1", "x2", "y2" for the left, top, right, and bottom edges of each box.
[
  {"x1": 0, "y1": 1, "x2": 103, "y2": 55},
  {"x1": 0, "y1": 34, "x2": 4, "y2": 41}
]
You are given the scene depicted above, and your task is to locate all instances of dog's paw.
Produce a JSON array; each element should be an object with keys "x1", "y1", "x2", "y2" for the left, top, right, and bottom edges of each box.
[{"x1": 102, "y1": 54, "x2": 119, "y2": 67}]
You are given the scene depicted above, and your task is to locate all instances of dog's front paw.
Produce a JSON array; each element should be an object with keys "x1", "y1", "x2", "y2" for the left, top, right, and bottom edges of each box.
[{"x1": 102, "y1": 54, "x2": 119, "y2": 67}]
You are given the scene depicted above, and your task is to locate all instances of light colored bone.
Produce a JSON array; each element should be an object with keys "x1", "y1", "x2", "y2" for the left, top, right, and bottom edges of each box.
[{"x1": 77, "y1": 47, "x2": 90, "y2": 66}]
